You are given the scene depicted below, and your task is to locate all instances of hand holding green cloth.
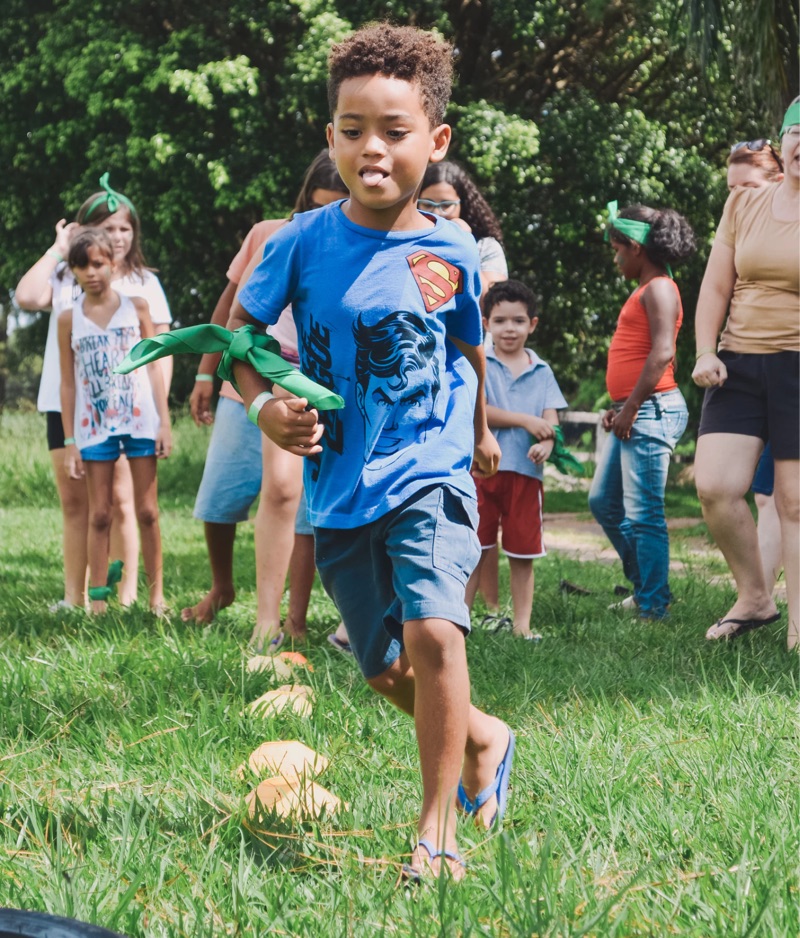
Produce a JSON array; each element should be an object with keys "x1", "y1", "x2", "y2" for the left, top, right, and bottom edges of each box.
[
  {"x1": 531, "y1": 425, "x2": 584, "y2": 476},
  {"x1": 114, "y1": 324, "x2": 344, "y2": 411}
]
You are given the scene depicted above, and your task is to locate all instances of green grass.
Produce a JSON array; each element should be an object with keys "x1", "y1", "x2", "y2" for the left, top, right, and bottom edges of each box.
[{"x1": 0, "y1": 412, "x2": 798, "y2": 937}]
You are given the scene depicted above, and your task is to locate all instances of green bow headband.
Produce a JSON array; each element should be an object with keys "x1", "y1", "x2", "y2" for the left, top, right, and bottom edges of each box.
[
  {"x1": 604, "y1": 200, "x2": 651, "y2": 245},
  {"x1": 84, "y1": 172, "x2": 138, "y2": 220},
  {"x1": 114, "y1": 323, "x2": 345, "y2": 411},
  {"x1": 780, "y1": 101, "x2": 800, "y2": 138}
]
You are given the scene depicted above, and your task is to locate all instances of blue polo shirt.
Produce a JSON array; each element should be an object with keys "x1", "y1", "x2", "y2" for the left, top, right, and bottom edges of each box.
[{"x1": 485, "y1": 347, "x2": 567, "y2": 481}]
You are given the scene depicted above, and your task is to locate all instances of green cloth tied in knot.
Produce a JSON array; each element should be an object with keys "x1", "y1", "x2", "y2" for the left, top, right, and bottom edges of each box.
[
  {"x1": 114, "y1": 324, "x2": 345, "y2": 411},
  {"x1": 605, "y1": 200, "x2": 673, "y2": 279},
  {"x1": 85, "y1": 172, "x2": 138, "y2": 220},
  {"x1": 531, "y1": 425, "x2": 584, "y2": 477},
  {"x1": 781, "y1": 101, "x2": 800, "y2": 137},
  {"x1": 88, "y1": 559, "x2": 124, "y2": 602}
]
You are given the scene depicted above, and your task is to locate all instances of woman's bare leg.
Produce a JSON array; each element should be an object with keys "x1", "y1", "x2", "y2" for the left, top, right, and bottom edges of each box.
[{"x1": 773, "y1": 459, "x2": 799, "y2": 649}]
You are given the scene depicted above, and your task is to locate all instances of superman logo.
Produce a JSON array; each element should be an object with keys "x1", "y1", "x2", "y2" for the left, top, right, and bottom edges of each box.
[{"x1": 406, "y1": 250, "x2": 462, "y2": 312}]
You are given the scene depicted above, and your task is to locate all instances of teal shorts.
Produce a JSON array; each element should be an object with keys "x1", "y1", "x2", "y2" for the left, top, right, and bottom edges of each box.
[{"x1": 314, "y1": 485, "x2": 481, "y2": 679}]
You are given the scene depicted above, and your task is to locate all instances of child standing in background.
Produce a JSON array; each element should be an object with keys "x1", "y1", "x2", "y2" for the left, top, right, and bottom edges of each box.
[
  {"x1": 466, "y1": 280, "x2": 567, "y2": 638},
  {"x1": 58, "y1": 228, "x2": 171, "y2": 614}
]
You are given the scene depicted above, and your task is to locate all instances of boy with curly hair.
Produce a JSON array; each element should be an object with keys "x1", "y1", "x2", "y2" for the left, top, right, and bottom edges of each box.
[{"x1": 228, "y1": 23, "x2": 514, "y2": 879}]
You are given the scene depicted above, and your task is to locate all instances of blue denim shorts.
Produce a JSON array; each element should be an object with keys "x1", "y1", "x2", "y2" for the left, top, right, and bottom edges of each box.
[
  {"x1": 81, "y1": 434, "x2": 155, "y2": 461},
  {"x1": 193, "y1": 397, "x2": 262, "y2": 524},
  {"x1": 751, "y1": 442, "x2": 774, "y2": 496},
  {"x1": 314, "y1": 484, "x2": 481, "y2": 679}
]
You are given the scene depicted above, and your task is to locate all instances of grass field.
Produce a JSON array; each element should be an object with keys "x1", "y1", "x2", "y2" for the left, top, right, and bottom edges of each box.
[{"x1": 0, "y1": 411, "x2": 797, "y2": 937}]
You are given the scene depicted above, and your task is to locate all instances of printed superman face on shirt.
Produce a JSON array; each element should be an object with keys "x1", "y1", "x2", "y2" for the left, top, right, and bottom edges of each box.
[{"x1": 353, "y1": 310, "x2": 441, "y2": 466}]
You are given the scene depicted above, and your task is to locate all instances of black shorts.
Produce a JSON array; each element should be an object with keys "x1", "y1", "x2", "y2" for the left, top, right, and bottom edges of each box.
[
  {"x1": 46, "y1": 411, "x2": 66, "y2": 450},
  {"x1": 698, "y1": 350, "x2": 799, "y2": 460}
]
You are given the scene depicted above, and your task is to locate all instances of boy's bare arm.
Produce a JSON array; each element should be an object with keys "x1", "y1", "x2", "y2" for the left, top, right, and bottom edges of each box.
[
  {"x1": 227, "y1": 298, "x2": 323, "y2": 456},
  {"x1": 448, "y1": 337, "x2": 500, "y2": 477},
  {"x1": 485, "y1": 404, "x2": 556, "y2": 440}
]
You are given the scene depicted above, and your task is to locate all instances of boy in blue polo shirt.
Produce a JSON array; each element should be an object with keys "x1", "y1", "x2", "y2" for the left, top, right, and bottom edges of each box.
[
  {"x1": 226, "y1": 24, "x2": 514, "y2": 879},
  {"x1": 466, "y1": 280, "x2": 567, "y2": 638}
]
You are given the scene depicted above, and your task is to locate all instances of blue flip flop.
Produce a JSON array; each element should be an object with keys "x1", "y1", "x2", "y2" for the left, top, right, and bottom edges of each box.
[
  {"x1": 457, "y1": 726, "x2": 515, "y2": 828},
  {"x1": 401, "y1": 837, "x2": 466, "y2": 883}
]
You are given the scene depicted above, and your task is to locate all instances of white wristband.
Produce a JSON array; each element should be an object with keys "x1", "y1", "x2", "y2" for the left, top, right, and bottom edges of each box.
[{"x1": 247, "y1": 390, "x2": 274, "y2": 426}]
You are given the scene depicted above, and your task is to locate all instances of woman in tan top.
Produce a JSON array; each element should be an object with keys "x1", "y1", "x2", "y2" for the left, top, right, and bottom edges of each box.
[{"x1": 693, "y1": 99, "x2": 800, "y2": 649}]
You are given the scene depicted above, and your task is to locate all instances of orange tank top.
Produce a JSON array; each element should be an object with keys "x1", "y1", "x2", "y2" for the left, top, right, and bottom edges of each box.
[{"x1": 606, "y1": 277, "x2": 682, "y2": 401}]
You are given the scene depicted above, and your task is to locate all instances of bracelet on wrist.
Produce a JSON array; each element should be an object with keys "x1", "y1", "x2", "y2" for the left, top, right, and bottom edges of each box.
[
  {"x1": 63, "y1": 437, "x2": 76, "y2": 446},
  {"x1": 248, "y1": 390, "x2": 275, "y2": 426},
  {"x1": 195, "y1": 374, "x2": 214, "y2": 383},
  {"x1": 45, "y1": 248, "x2": 63, "y2": 263},
  {"x1": 695, "y1": 347, "x2": 716, "y2": 360}
]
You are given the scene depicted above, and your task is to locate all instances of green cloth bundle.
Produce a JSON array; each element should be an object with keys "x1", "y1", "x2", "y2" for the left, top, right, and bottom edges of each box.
[
  {"x1": 114, "y1": 324, "x2": 345, "y2": 411},
  {"x1": 87, "y1": 559, "x2": 124, "y2": 602}
]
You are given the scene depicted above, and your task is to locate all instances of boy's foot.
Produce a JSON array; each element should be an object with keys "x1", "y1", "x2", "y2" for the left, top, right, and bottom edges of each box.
[
  {"x1": 180, "y1": 586, "x2": 235, "y2": 624},
  {"x1": 458, "y1": 720, "x2": 515, "y2": 830},
  {"x1": 608, "y1": 595, "x2": 638, "y2": 613},
  {"x1": 249, "y1": 626, "x2": 284, "y2": 655},
  {"x1": 402, "y1": 838, "x2": 466, "y2": 883}
]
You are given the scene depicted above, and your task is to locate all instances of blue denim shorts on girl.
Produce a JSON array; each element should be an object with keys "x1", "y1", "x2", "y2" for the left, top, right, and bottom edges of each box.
[
  {"x1": 313, "y1": 484, "x2": 481, "y2": 679},
  {"x1": 80, "y1": 434, "x2": 156, "y2": 461}
]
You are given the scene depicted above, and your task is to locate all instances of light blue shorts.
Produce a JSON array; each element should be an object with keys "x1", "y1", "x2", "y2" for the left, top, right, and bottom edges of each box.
[
  {"x1": 81, "y1": 434, "x2": 155, "y2": 461},
  {"x1": 314, "y1": 485, "x2": 481, "y2": 679},
  {"x1": 193, "y1": 397, "x2": 262, "y2": 524}
]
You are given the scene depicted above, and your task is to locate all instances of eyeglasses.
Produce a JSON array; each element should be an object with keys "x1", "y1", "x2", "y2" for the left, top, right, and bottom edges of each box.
[
  {"x1": 731, "y1": 138, "x2": 782, "y2": 166},
  {"x1": 417, "y1": 198, "x2": 461, "y2": 215}
]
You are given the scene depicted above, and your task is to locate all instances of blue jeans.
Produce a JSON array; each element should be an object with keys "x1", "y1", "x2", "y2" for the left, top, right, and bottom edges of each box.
[{"x1": 588, "y1": 390, "x2": 688, "y2": 618}]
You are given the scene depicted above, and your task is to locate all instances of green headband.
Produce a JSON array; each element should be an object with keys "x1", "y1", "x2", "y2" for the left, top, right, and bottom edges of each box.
[
  {"x1": 84, "y1": 172, "x2": 137, "y2": 220},
  {"x1": 604, "y1": 200, "x2": 651, "y2": 245},
  {"x1": 780, "y1": 102, "x2": 800, "y2": 137},
  {"x1": 605, "y1": 200, "x2": 673, "y2": 278}
]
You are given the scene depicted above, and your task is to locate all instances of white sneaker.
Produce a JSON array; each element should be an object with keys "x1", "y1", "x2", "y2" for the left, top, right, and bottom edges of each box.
[{"x1": 608, "y1": 595, "x2": 638, "y2": 612}]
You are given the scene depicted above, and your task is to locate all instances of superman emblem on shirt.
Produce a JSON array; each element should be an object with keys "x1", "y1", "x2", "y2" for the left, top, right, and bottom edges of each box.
[{"x1": 406, "y1": 251, "x2": 462, "y2": 312}]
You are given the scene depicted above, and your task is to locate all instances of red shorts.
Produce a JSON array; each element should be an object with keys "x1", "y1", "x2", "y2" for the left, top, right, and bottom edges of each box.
[{"x1": 475, "y1": 472, "x2": 545, "y2": 558}]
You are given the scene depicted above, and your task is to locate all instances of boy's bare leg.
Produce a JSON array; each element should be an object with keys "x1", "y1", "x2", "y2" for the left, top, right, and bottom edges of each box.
[
  {"x1": 110, "y1": 455, "x2": 140, "y2": 606},
  {"x1": 464, "y1": 551, "x2": 486, "y2": 610},
  {"x1": 508, "y1": 557, "x2": 534, "y2": 637},
  {"x1": 368, "y1": 624, "x2": 511, "y2": 875},
  {"x1": 84, "y1": 460, "x2": 116, "y2": 614},
  {"x1": 128, "y1": 456, "x2": 165, "y2": 612},
  {"x1": 50, "y1": 448, "x2": 89, "y2": 607},
  {"x1": 181, "y1": 522, "x2": 237, "y2": 623},
  {"x1": 285, "y1": 533, "x2": 315, "y2": 639},
  {"x1": 478, "y1": 544, "x2": 500, "y2": 609}
]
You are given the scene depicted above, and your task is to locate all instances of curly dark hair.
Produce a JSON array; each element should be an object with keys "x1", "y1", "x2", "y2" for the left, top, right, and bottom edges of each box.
[
  {"x1": 421, "y1": 161, "x2": 504, "y2": 242},
  {"x1": 610, "y1": 205, "x2": 696, "y2": 268},
  {"x1": 482, "y1": 279, "x2": 537, "y2": 320},
  {"x1": 328, "y1": 24, "x2": 453, "y2": 127}
]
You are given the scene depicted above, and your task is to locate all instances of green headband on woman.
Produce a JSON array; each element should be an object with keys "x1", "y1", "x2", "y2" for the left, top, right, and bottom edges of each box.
[
  {"x1": 780, "y1": 101, "x2": 800, "y2": 137},
  {"x1": 604, "y1": 200, "x2": 651, "y2": 245},
  {"x1": 84, "y1": 172, "x2": 137, "y2": 220}
]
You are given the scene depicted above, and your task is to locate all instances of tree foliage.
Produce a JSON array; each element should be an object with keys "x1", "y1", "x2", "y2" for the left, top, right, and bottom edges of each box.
[{"x1": 1, "y1": 0, "x2": 792, "y2": 406}]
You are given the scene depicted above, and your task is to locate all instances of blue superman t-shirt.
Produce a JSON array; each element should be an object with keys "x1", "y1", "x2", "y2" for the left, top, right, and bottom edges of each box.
[{"x1": 238, "y1": 201, "x2": 483, "y2": 529}]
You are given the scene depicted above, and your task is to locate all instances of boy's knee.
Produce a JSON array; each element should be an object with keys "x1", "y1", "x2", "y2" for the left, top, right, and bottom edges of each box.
[
  {"x1": 366, "y1": 656, "x2": 412, "y2": 698},
  {"x1": 404, "y1": 617, "x2": 464, "y2": 663}
]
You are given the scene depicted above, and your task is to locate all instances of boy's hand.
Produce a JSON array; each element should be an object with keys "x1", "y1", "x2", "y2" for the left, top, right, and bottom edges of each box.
[
  {"x1": 472, "y1": 429, "x2": 501, "y2": 478},
  {"x1": 527, "y1": 439, "x2": 554, "y2": 465},
  {"x1": 525, "y1": 415, "x2": 555, "y2": 440},
  {"x1": 259, "y1": 396, "x2": 324, "y2": 456},
  {"x1": 65, "y1": 445, "x2": 84, "y2": 480},
  {"x1": 156, "y1": 425, "x2": 173, "y2": 459}
]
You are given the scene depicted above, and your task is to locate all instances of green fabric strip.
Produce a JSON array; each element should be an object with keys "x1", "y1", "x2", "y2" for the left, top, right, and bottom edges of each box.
[
  {"x1": 604, "y1": 199, "x2": 651, "y2": 245},
  {"x1": 84, "y1": 172, "x2": 138, "y2": 220},
  {"x1": 87, "y1": 559, "x2": 124, "y2": 602},
  {"x1": 530, "y1": 425, "x2": 584, "y2": 476},
  {"x1": 114, "y1": 324, "x2": 345, "y2": 411}
]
